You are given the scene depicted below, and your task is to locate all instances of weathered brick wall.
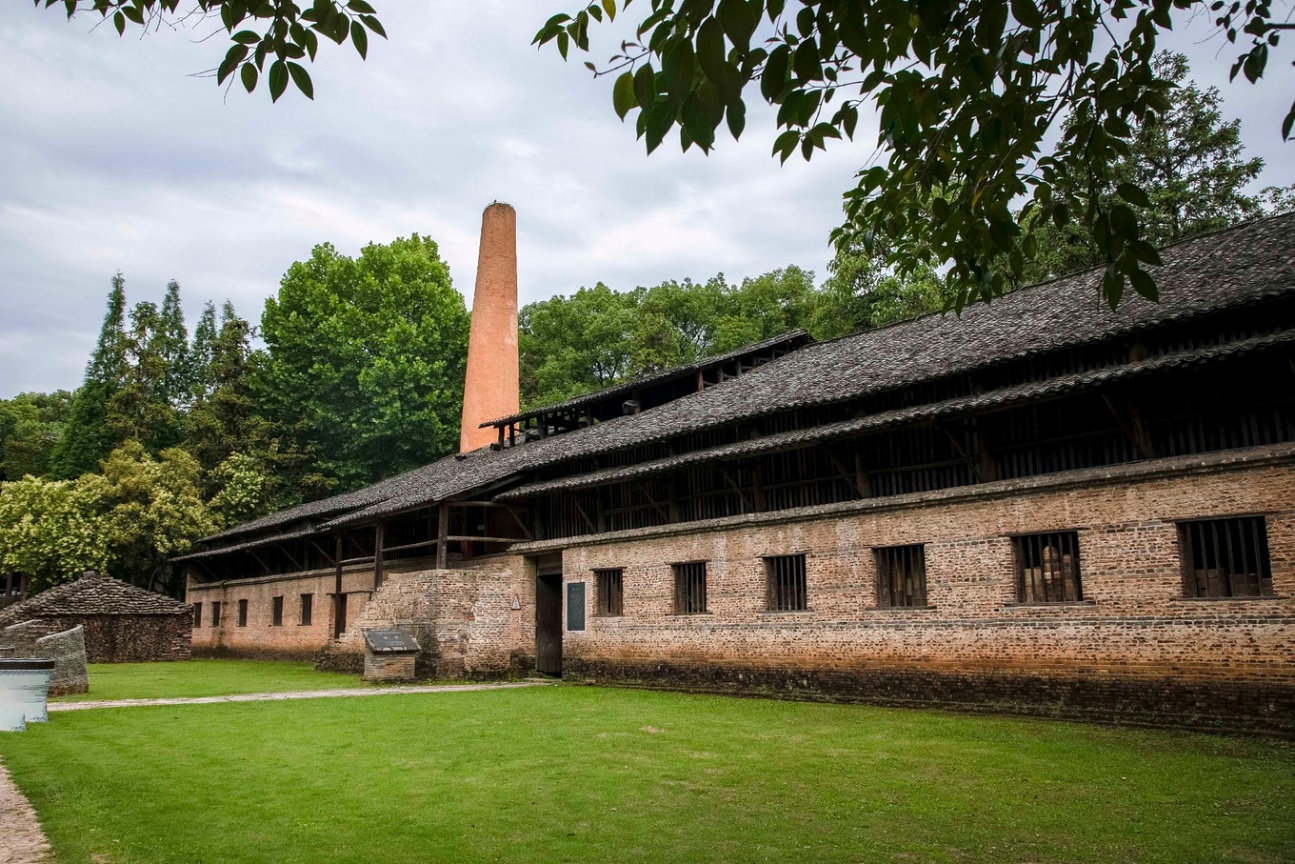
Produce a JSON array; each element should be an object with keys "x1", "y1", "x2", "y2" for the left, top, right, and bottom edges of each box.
[
  {"x1": 186, "y1": 564, "x2": 378, "y2": 660},
  {"x1": 550, "y1": 458, "x2": 1295, "y2": 734},
  {"x1": 2, "y1": 614, "x2": 188, "y2": 664},
  {"x1": 320, "y1": 556, "x2": 530, "y2": 678},
  {"x1": 363, "y1": 652, "x2": 416, "y2": 682}
]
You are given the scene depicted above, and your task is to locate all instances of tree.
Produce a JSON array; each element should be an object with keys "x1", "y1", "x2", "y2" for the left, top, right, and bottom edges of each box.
[
  {"x1": 0, "y1": 473, "x2": 111, "y2": 593},
  {"x1": 258, "y1": 235, "x2": 469, "y2": 492},
  {"x1": 0, "y1": 391, "x2": 74, "y2": 481},
  {"x1": 532, "y1": 0, "x2": 1293, "y2": 309},
  {"x1": 157, "y1": 280, "x2": 192, "y2": 410},
  {"x1": 809, "y1": 249, "x2": 950, "y2": 339},
  {"x1": 520, "y1": 284, "x2": 640, "y2": 408},
  {"x1": 189, "y1": 301, "x2": 220, "y2": 404},
  {"x1": 1020, "y1": 52, "x2": 1295, "y2": 282},
  {"x1": 97, "y1": 441, "x2": 215, "y2": 593},
  {"x1": 49, "y1": 274, "x2": 129, "y2": 479}
]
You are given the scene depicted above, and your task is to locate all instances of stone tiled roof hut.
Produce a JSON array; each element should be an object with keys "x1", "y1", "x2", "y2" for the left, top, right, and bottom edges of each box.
[{"x1": 0, "y1": 572, "x2": 192, "y2": 663}]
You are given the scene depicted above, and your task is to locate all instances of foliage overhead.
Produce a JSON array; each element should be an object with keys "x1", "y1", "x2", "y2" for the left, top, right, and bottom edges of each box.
[
  {"x1": 531, "y1": 0, "x2": 1292, "y2": 310},
  {"x1": 258, "y1": 235, "x2": 470, "y2": 491}
]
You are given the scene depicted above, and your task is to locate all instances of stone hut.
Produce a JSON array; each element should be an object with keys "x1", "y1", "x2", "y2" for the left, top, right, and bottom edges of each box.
[{"x1": 0, "y1": 572, "x2": 192, "y2": 663}]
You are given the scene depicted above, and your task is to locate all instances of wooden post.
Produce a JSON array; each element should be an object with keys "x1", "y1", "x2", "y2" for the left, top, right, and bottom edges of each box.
[
  {"x1": 854, "y1": 452, "x2": 872, "y2": 498},
  {"x1": 19, "y1": 572, "x2": 29, "y2": 600},
  {"x1": 752, "y1": 462, "x2": 767, "y2": 512},
  {"x1": 436, "y1": 502, "x2": 450, "y2": 569},
  {"x1": 333, "y1": 531, "x2": 345, "y2": 639},
  {"x1": 374, "y1": 521, "x2": 385, "y2": 590}
]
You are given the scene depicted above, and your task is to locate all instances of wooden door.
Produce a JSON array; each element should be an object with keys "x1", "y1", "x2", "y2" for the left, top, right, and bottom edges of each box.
[{"x1": 535, "y1": 573, "x2": 563, "y2": 675}]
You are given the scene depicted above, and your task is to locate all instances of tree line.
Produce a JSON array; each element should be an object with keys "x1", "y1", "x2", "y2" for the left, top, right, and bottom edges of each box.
[{"x1": 0, "y1": 54, "x2": 1289, "y2": 596}]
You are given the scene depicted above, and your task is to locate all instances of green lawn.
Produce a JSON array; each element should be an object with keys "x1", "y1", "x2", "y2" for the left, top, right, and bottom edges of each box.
[
  {"x1": 3, "y1": 686, "x2": 1293, "y2": 864},
  {"x1": 52, "y1": 658, "x2": 369, "y2": 701}
]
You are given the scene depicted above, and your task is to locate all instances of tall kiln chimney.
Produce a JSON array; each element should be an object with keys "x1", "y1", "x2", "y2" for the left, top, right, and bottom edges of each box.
[{"x1": 459, "y1": 202, "x2": 520, "y2": 452}]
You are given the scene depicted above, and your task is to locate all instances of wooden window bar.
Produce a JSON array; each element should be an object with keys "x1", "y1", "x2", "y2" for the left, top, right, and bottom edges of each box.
[
  {"x1": 765, "y1": 554, "x2": 808, "y2": 611},
  {"x1": 595, "y1": 568, "x2": 624, "y2": 616},
  {"x1": 672, "y1": 562, "x2": 708, "y2": 614},
  {"x1": 875, "y1": 545, "x2": 927, "y2": 608},
  {"x1": 1179, "y1": 516, "x2": 1272, "y2": 598},
  {"x1": 1015, "y1": 531, "x2": 1082, "y2": 603}
]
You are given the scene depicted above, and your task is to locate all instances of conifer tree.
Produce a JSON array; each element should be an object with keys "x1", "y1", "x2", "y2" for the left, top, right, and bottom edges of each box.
[
  {"x1": 49, "y1": 273, "x2": 129, "y2": 478},
  {"x1": 157, "y1": 280, "x2": 191, "y2": 410},
  {"x1": 189, "y1": 300, "x2": 219, "y2": 403},
  {"x1": 109, "y1": 301, "x2": 181, "y2": 452}
]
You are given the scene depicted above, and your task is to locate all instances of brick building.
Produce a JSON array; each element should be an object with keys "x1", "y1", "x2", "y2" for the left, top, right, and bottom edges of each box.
[
  {"x1": 0, "y1": 571, "x2": 192, "y2": 663},
  {"x1": 180, "y1": 211, "x2": 1295, "y2": 733}
]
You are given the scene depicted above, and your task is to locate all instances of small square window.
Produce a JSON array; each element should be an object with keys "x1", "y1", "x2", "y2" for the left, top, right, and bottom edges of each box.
[
  {"x1": 272, "y1": 596, "x2": 284, "y2": 627},
  {"x1": 595, "y1": 568, "x2": 624, "y2": 616},
  {"x1": 211, "y1": 601, "x2": 222, "y2": 627},
  {"x1": 237, "y1": 599, "x2": 249, "y2": 627},
  {"x1": 1179, "y1": 517, "x2": 1272, "y2": 598},
  {"x1": 875, "y1": 545, "x2": 927, "y2": 608},
  {"x1": 1015, "y1": 532, "x2": 1082, "y2": 603},
  {"x1": 301, "y1": 593, "x2": 314, "y2": 626},
  {"x1": 764, "y1": 554, "x2": 808, "y2": 611},
  {"x1": 192, "y1": 602, "x2": 202, "y2": 629},
  {"x1": 672, "y1": 562, "x2": 708, "y2": 615}
]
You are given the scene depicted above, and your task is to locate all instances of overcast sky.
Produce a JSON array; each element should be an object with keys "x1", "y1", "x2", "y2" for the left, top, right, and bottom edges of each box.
[{"x1": 2, "y1": 2, "x2": 1292, "y2": 398}]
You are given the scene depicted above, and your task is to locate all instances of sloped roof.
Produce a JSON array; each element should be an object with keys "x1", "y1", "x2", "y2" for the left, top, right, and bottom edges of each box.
[
  {"x1": 0, "y1": 573, "x2": 191, "y2": 626},
  {"x1": 195, "y1": 213, "x2": 1295, "y2": 549},
  {"x1": 480, "y1": 328, "x2": 813, "y2": 428}
]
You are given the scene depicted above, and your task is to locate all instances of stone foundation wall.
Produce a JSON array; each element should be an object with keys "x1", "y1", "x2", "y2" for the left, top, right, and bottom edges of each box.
[
  {"x1": 364, "y1": 652, "x2": 416, "y2": 682},
  {"x1": 320, "y1": 556, "x2": 531, "y2": 679},
  {"x1": 548, "y1": 457, "x2": 1295, "y2": 734},
  {"x1": 1, "y1": 614, "x2": 187, "y2": 665},
  {"x1": 0, "y1": 621, "x2": 89, "y2": 695}
]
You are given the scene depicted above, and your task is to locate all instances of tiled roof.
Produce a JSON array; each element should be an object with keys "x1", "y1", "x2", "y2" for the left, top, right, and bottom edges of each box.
[
  {"x1": 193, "y1": 213, "x2": 1295, "y2": 551},
  {"x1": 0, "y1": 573, "x2": 191, "y2": 625}
]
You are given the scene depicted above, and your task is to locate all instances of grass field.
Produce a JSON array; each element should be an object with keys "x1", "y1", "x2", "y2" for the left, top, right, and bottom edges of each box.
[
  {"x1": 52, "y1": 658, "x2": 369, "y2": 701},
  {"x1": 4, "y1": 679, "x2": 1293, "y2": 864}
]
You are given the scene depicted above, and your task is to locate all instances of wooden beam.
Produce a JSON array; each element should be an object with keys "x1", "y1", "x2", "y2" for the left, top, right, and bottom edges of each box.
[
  {"x1": 373, "y1": 520, "x2": 385, "y2": 590},
  {"x1": 751, "y1": 462, "x2": 767, "y2": 512},
  {"x1": 436, "y1": 502, "x2": 449, "y2": 569},
  {"x1": 503, "y1": 505, "x2": 534, "y2": 540},
  {"x1": 853, "y1": 451, "x2": 872, "y2": 498},
  {"x1": 1101, "y1": 393, "x2": 1157, "y2": 459},
  {"x1": 333, "y1": 532, "x2": 345, "y2": 639},
  {"x1": 717, "y1": 465, "x2": 751, "y2": 512},
  {"x1": 636, "y1": 482, "x2": 670, "y2": 522},
  {"x1": 568, "y1": 494, "x2": 597, "y2": 533}
]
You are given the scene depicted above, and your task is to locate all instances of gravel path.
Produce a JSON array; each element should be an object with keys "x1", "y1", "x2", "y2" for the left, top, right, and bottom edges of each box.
[
  {"x1": 0, "y1": 758, "x2": 51, "y2": 864},
  {"x1": 49, "y1": 680, "x2": 553, "y2": 712}
]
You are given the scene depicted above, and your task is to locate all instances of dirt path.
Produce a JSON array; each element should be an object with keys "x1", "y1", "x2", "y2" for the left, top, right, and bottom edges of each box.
[
  {"x1": 0, "y1": 758, "x2": 51, "y2": 864},
  {"x1": 49, "y1": 680, "x2": 554, "y2": 712}
]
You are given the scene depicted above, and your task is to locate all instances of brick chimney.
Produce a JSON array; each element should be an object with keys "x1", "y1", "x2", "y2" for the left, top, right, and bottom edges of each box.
[{"x1": 459, "y1": 202, "x2": 520, "y2": 452}]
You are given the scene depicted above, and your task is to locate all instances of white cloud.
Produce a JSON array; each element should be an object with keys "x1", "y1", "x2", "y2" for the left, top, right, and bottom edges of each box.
[{"x1": 0, "y1": 1, "x2": 1291, "y2": 396}]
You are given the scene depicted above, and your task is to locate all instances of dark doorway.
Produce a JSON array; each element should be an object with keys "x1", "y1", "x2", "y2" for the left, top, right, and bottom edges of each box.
[
  {"x1": 535, "y1": 573, "x2": 563, "y2": 676},
  {"x1": 334, "y1": 593, "x2": 348, "y2": 639}
]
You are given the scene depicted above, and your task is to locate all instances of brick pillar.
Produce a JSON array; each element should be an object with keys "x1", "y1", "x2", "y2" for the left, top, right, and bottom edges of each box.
[{"x1": 459, "y1": 202, "x2": 520, "y2": 452}]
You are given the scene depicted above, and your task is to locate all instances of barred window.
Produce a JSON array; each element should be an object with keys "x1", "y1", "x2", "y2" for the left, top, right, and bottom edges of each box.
[
  {"x1": 1179, "y1": 517, "x2": 1272, "y2": 598},
  {"x1": 192, "y1": 602, "x2": 202, "y2": 628},
  {"x1": 272, "y1": 596, "x2": 284, "y2": 627},
  {"x1": 672, "y1": 562, "x2": 708, "y2": 615},
  {"x1": 211, "y1": 601, "x2": 222, "y2": 627},
  {"x1": 237, "y1": 599, "x2": 249, "y2": 627},
  {"x1": 875, "y1": 545, "x2": 927, "y2": 608},
  {"x1": 595, "y1": 568, "x2": 624, "y2": 616},
  {"x1": 765, "y1": 554, "x2": 808, "y2": 611},
  {"x1": 1015, "y1": 532, "x2": 1082, "y2": 603},
  {"x1": 300, "y1": 593, "x2": 314, "y2": 626}
]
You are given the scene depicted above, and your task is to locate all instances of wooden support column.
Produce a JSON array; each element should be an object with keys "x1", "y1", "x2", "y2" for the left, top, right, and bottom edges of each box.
[
  {"x1": 752, "y1": 462, "x2": 767, "y2": 512},
  {"x1": 4, "y1": 572, "x2": 12, "y2": 598},
  {"x1": 853, "y1": 451, "x2": 872, "y2": 498},
  {"x1": 333, "y1": 532, "x2": 345, "y2": 639},
  {"x1": 373, "y1": 521, "x2": 385, "y2": 590},
  {"x1": 19, "y1": 573, "x2": 29, "y2": 600},
  {"x1": 667, "y1": 478, "x2": 681, "y2": 522},
  {"x1": 975, "y1": 420, "x2": 999, "y2": 483},
  {"x1": 436, "y1": 503, "x2": 449, "y2": 569}
]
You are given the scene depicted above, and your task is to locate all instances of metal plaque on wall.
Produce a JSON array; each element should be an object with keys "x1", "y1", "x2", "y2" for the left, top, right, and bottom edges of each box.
[{"x1": 567, "y1": 583, "x2": 585, "y2": 631}]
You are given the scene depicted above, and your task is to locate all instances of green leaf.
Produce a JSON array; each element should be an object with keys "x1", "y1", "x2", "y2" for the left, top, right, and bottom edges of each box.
[
  {"x1": 268, "y1": 59, "x2": 288, "y2": 101},
  {"x1": 240, "y1": 61, "x2": 258, "y2": 93},
  {"x1": 633, "y1": 63, "x2": 656, "y2": 111},
  {"x1": 601, "y1": 0, "x2": 616, "y2": 21},
  {"x1": 772, "y1": 129, "x2": 799, "y2": 163},
  {"x1": 232, "y1": 29, "x2": 261, "y2": 45},
  {"x1": 1129, "y1": 268, "x2": 1158, "y2": 301},
  {"x1": 1115, "y1": 182, "x2": 1151, "y2": 208},
  {"x1": 717, "y1": 0, "x2": 755, "y2": 49},
  {"x1": 726, "y1": 98, "x2": 745, "y2": 139},
  {"x1": 359, "y1": 15, "x2": 386, "y2": 38},
  {"x1": 113, "y1": 10, "x2": 125, "y2": 35},
  {"x1": 346, "y1": 0, "x2": 375, "y2": 12},
  {"x1": 761, "y1": 45, "x2": 790, "y2": 101},
  {"x1": 644, "y1": 102, "x2": 676, "y2": 153},
  {"x1": 350, "y1": 19, "x2": 367, "y2": 59},
  {"x1": 612, "y1": 70, "x2": 637, "y2": 120},
  {"x1": 287, "y1": 61, "x2": 314, "y2": 99},
  {"x1": 696, "y1": 18, "x2": 726, "y2": 84},
  {"x1": 1010, "y1": 0, "x2": 1043, "y2": 28},
  {"x1": 217, "y1": 44, "x2": 249, "y2": 85},
  {"x1": 793, "y1": 37, "x2": 820, "y2": 82}
]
